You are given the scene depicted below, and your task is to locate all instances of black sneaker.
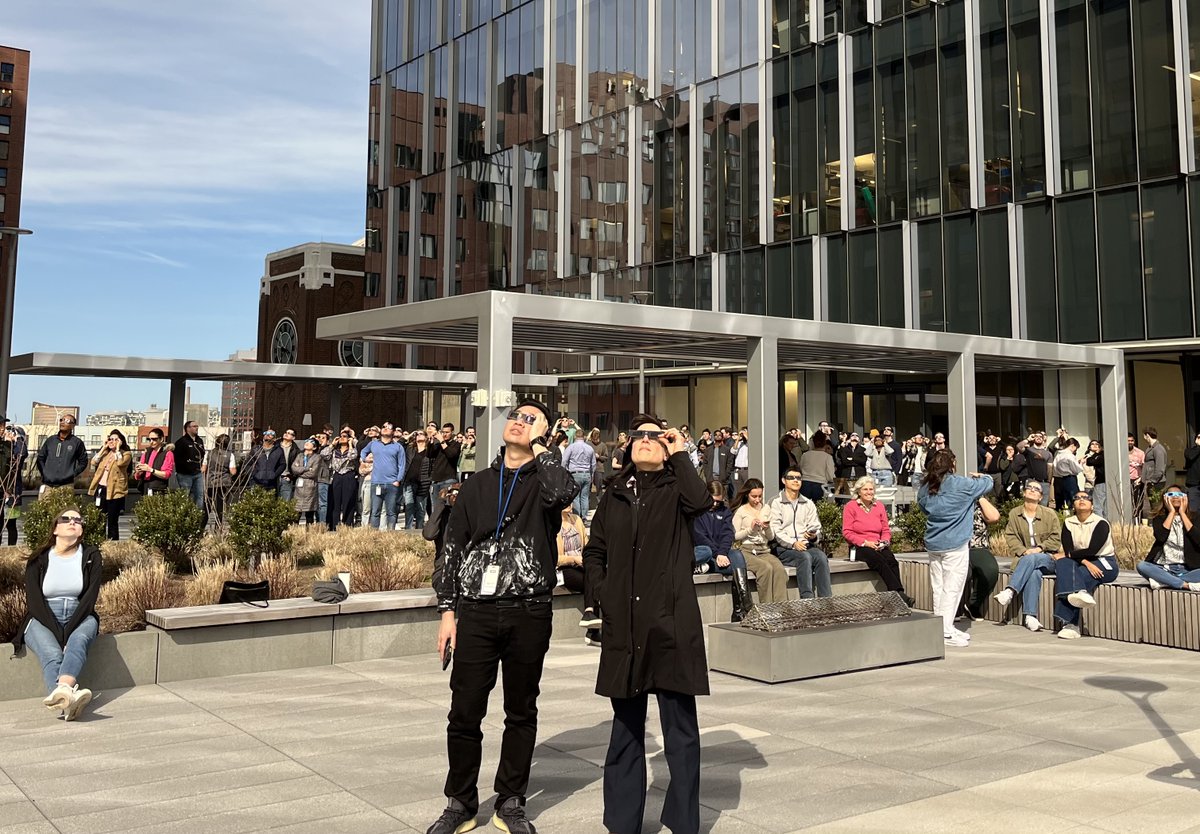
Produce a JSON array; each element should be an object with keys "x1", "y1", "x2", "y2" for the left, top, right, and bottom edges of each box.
[
  {"x1": 426, "y1": 799, "x2": 477, "y2": 834},
  {"x1": 491, "y1": 796, "x2": 536, "y2": 834}
]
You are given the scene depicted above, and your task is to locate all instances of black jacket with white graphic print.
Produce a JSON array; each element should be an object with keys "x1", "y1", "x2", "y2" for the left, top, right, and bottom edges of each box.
[{"x1": 435, "y1": 447, "x2": 579, "y2": 612}]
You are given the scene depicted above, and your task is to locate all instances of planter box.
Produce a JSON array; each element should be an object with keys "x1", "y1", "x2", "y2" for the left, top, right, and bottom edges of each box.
[{"x1": 1, "y1": 630, "x2": 160, "y2": 701}]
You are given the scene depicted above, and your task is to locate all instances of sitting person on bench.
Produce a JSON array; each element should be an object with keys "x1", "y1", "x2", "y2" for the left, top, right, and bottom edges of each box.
[
  {"x1": 1136, "y1": 485, "x2": 1200, "y2": 592},
  {"x1": 693, "y1": 480, "x2": 751, "y2": 622},
  {"x1": 731, "y1": 478, "x2": 789, "y2": 605},
  {"x1": 841, "y1": 476, "x2": 913, "y2": 607},
  {"x1": 994, "y1": 480, "x2": 1062, "y2": 631},
  {"x1": 1054, "y1": 491, "x2": 1119, "y2": 639},
  {"x1": 769, "y1": 466, "x2": 832, "y2": 599}
]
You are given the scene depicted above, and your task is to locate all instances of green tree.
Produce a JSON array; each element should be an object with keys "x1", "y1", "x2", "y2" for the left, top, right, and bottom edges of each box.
[
  {"x1": 132, "y1": 490, "x2": 205, "y2": 570},
  {"x1": 21, "y1": 486, "x2": 106, "y2": 550}
]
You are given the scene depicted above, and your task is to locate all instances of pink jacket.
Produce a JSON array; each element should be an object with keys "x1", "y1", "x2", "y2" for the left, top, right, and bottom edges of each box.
[{"x1": 842, "y1": 499, "x2": 891, "y2": 547}]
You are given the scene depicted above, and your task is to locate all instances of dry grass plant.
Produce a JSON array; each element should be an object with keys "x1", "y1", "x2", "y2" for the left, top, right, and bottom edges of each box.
[
  {"x1": 183, "y1": 559, "x2": 241, "y2": 607},
  {"x1": 190, "y1": 534, "x2": 240, "y2": 570},
  {"x1": 318, "y1": 528, "x2": 433, "y2": 593},
  {"x1": 1111, "y1": 522, "x2": 1154, "y2": 570},
  {"x1": 255, "y1": 555, "x2": 312, "y2": 600},
  {"x1": 0, "y1": 547, "x2": 28, "y2": 594},
  {"x1": 97, "y1": 561, "x2": 180, "y2": 633},
  {"x1": 0, "y1": 587, "x2": 27, "y2": 642},
  {"x1": 286, "y1": 524, "x2": 333, "y2": 566},
  {"x1": 99, "y1": 540, "x2": 158, "y2": 582}
]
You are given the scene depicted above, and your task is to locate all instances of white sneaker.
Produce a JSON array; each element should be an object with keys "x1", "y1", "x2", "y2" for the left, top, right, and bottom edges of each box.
[
  {"x1": 1067, "y1": 591, "x2": 1096, "y2": 608},
  {"x1": 1024, "y1": 615, "x2": 1043, "y2": 632},
  {"x1": 1148, "y1": 577, "x2": 1166, "y2": 590},
  {"x1": 994, "y1": 588, "x2": 1015, "y2": 607},
  {"x1": 952, "y1": 627, "x2": 971, "y2": 642},
  {"x1": 1058, "y1": 624, "x2": 1081, "y2": 639},
  {"x1": 1187, "y1": 582, "x2": 1200, "y2": 592},
  {"x1": 944, "y1": 633, "x2": 970, "y2": 648},
  {"x1": 63, "y1": 686, "x2": 92, "y2": 721},
  {"x1": 42, "y1": 684, "x2": 72, "y2": 712}
]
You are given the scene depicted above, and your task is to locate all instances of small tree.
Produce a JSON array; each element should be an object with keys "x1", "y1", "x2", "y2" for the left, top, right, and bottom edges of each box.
[
  {"x1": 21, "y1": 486, "x2": 106, "y2": 550},
  {"x1": 227, "y1": 487, "x2": 296, "y2": 567},
  {"x1": 892, "y1": 503, "x2": 928, "y2": 553},
  {"x1": 132, "y1": 490, "x2": 205, "y2": 570},
  {"x1": 815, "y1": 500, "x2": 846, "y2": 557}
]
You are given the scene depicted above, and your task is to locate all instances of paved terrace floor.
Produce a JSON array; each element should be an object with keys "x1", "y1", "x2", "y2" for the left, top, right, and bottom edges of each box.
[{"x1": 3, "y1": 624, "x2": 1200, "y2": 834}]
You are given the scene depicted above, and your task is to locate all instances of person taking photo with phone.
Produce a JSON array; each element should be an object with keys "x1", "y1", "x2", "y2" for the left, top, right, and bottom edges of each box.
[{"x1": 428, "y1": 399, "x2": 578, "y2": 834}]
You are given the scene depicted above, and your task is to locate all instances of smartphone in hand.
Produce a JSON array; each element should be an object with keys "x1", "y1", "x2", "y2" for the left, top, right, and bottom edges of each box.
[{"x1": 441, "y1": 642, "x2": 453, "y2": 671}]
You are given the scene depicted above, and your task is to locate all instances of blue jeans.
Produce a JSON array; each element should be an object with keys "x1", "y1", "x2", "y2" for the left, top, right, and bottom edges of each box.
[
  {"x1": 1136, "y1": 561, "x2": 1200, "y2": 590},
  {"x1": 404, "y1": 484, "x2": 429, "y2": 529},
  {"x1": 318, "y1": 482, "x2": 329, "y2": 524},
  {"x1": 1054, "y1": 556, "x2": 1120, "y2": 626},
  {"x1": 693, "y1": 545, "x2": 747, "y2": 576},
  {"x1": 23, "y1": 598, "x2": 98, "y2": 694},
  {"x1": 570, "y1": 472, "x2": 591, "y2": 518},
  {"x1": 1008, "y1": 551, "x2": 1056, "y2": 619},
  {"x1": 278, "y1": 477, "x2": 294, "y2": 502},
  {"x1": 369, "y1": 483, "x2": 399, "y2": 529},
  {"x1": 873, "y1": 469, "x2": 895, "y2": 487},
  {"x1": 776, "y1": 545, "x2": 832, "y2": 598},
  {"x1": 175, "y1": 472, "x2": 205, "y2": 508}
]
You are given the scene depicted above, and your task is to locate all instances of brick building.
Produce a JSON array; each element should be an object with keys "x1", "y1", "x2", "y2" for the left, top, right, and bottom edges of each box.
[{"x1": 0, "y1": 47, "x2": 29, "y2": 345}]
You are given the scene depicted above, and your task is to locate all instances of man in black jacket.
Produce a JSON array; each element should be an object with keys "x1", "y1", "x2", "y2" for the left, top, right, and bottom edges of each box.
[
  {"x1": 36, "y1": 415, "x2": 88, "y2": 489},
  {"x1": 173, "y1": 421, "x2": 206, "y2": 509},
  {"x1": 428, "y1": 421, "x2": 462, "y2": 512},
  {"x1": 429, "y1": 399, "x2": 577, "y2": 834}
]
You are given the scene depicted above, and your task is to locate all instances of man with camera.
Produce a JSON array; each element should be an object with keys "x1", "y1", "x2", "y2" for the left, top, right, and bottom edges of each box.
[{"x1": 428, "y1": 399, "x2": 578, "y2": 834}]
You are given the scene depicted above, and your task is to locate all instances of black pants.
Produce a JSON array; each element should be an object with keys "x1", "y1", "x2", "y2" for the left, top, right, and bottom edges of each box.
[
  {"x1": 207, "y1": 487, "x2": 226, "y2": 524},
  {"x1": 605, "y1": 690, "x2": 700, "y2": 834},
  {"x1": 95, "y1": 485, "x2": 122, "y2": 541},
  {"x1": 855, "y1": 544, "x2": 905, "y2": 594},
  {"x1": 328, "y1": 472, "x2": 358, "y2": 530},
  {"x1": 961, "y1": 547, "x2": 1000, "y2": 617},
  {"x1": 445, "y1": 597, "x2": 553, "y2": 814},
  {"x1": 559, "y1": 565, "x2": 595, "y2": 611}
]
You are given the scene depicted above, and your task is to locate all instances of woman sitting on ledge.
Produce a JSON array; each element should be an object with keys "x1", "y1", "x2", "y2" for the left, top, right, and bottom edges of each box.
[
  {"x1": 842, "y1": 476, "x2": 914, "y2": 607},
  {"x1": 730, "y1": 478, "x2": 789, "y2": 605},
  {"x1": 1055, "y1": 491, "x2": 1119, "y2": 639},
  {"x1": 1136, "y1": 485, "x2": 1200, "y2": 592},
  {"x1": 14, "y1": 508, "x2": 102, "y2": 720}
]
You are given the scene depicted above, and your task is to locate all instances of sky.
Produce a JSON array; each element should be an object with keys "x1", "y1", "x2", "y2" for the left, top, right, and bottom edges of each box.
[{"x1": 4, "y1": 0, "x2": 370, "y2": 423}]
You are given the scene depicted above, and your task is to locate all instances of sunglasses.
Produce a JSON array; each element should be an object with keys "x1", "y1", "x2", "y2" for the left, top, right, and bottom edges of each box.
[
  {"x1": 507, "y1": 411, "x2": 539, "y2": 425},
  {"x1": 56, "y1": 515, "x2": 83, "y2": 526},
  {"x1": 630, "y1": 429, "x2": 665, "y2": 441},
  {"x1": 783, "y1": 475, "x2": 802, "y2": 481},
  {"x1": 1073, "y1": 494, "x2": 1092, "y2": 501},
  {"x1": 1166, "y1": 491, "x2": 1186, "y2": 498}
]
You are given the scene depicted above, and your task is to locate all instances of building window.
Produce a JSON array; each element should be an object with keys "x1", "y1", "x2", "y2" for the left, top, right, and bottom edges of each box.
[
  {"x1": 364, "y1": 272, "x2": 380, "y2": 297},
  {"x1": 531, "y1": 208, "x2": 549, "y2": 230},
  {"x1": 0, "y1": 89, "x2": 11, "y2": 108},
  {"x1": 419, "y1": 235, "x2": 437, "y2": 258},
  {"x1": 338, "y1": 340, "x2": 365, "y2": 367},
  {"x1": 270, "y1": 318, "x2": 299, "y2": 364},
  {"x1": 422, "y1": 191, "x2": 438, "y2": 213},
  {"x1": 0, "y1": 168, "x2": 7, "y2": 188},
  {"x1": 0, "y1": 194, "x2": 5, "y2": 214},
  {"x1": 0, "y1": 115, "x2": 9, "y2": 134},
  {"x1": 0, "y1": 64, "x2": 12, "y2": 83},
  {"x1": 398, "y1": 231, "x2": 409, "y2": 255},
  {"x1": 0, "y1": 141, "x2": 7, "y2": 161},
  {"x1": 456, "y1": 238, "x2": 467, "y2": 262}
]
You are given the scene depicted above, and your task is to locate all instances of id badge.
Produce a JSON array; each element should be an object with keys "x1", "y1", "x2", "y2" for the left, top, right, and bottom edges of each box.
[
  {"x1": 480, "y1": 564, "x2": 501, "y2": 596},
  {"x1": 95, "y1": 496, "x2": 102, "y2": 507},
  {"x1": 38, "y1": 484, "x2": 46, "y2": 496},
  {"x1": 375, "y1": 485, "x2": 382, "y2": 497}
]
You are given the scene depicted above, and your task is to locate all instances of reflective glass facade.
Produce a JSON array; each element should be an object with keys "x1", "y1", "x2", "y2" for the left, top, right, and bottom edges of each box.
[{"x1": 367, "y1": 0, "x2": 1200, "y2": 348}]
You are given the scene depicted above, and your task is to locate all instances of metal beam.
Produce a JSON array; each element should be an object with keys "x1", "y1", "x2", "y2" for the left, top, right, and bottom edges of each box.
[
  {"x1": 1099, "y1": 360, "x2": 1130, "y2": 520},
  {"x1": 747, "y1": 336, "x2": 779, "y2": 483},
  {"x1": 168, "y1": 378, "x2": 187, "y2": 442},
  {"x1": 475, "y1": 293, "x2": 515, "y2": 462},
  {"x1": 947, "y1": 351, "x2": 976, "y2": 458}
]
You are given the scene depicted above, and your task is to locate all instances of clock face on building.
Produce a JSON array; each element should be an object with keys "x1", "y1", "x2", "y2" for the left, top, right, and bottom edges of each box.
[
  {"x1": 339, "y1": 339, "x2": 365, "y2": 367},
  {"x1": 271, "y1": 318, "x2": 298, "y2": 364}
]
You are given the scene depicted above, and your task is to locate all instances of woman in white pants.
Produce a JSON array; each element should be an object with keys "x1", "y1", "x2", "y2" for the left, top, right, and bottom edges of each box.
[{"x1": 918, "y1": 449, "x2": 996, "y2": 647}]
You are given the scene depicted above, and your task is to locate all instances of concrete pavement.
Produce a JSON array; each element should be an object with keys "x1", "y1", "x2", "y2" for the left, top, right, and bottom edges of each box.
[{"x1": 3, "y1": 622, "x2": 1200, "y2": 833}]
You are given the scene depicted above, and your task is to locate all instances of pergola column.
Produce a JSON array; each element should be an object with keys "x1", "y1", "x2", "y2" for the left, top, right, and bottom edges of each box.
[
  {"x1": 475, "y1": 294, "x2": 515, "y2": 461},
  {"x1": 168, "y1": 377, "x2": 186, "y2": 440},
  {"x1": 947, "y1": 351, "x2": 976, "y2": 461},
  {"x1": 746, "y1": 336, "x2": 779, "y2": 483},
  {"x1": 327, "y1": 384, "x2": 342, "y2": 429},
  {"x1": 1099, "y1": 359, "x2": 1130, "y2": 519}
]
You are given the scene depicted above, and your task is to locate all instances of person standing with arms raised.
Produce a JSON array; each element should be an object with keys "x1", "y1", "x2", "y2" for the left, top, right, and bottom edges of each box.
[
  {"x1": 584, "y1": 415, "x2": 711, "y2": 834},
  {"x1": 428, "y1": 400, "x2": 577, "y2": 834}
]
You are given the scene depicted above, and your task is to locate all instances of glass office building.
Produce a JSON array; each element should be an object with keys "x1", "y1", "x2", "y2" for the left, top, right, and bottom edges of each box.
[{"x1": 364, "y1": 0, "x2": 1200, "y2": 452}]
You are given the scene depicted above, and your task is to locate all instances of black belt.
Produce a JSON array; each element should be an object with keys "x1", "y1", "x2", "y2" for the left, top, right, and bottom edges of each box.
[{"x1": 460, "y1": 595, "x2": 552, "y2": 608}]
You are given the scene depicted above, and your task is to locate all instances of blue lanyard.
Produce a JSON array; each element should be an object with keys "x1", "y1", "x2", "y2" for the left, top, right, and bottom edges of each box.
[{"x1": 496, "y1": 465, "x2": 521, "y2": 541}]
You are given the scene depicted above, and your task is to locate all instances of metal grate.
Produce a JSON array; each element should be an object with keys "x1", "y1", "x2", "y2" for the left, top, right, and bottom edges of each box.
[{"x1": 740, "y1": 592, "x2": 912, "y2": 632}]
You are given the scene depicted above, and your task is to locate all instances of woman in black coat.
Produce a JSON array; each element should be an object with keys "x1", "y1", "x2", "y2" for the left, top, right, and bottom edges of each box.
[
  {"x1": 15, "y1": 507, "x2": 102, "y2": 721},
  {"x1": 583, "y1": 415, "x2": 710, "y2": 834}
]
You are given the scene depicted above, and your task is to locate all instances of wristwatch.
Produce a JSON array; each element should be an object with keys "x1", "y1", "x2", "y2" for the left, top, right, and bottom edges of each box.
[{"x1": 531, "y1": 435, "x2": 550, "y2": 450}]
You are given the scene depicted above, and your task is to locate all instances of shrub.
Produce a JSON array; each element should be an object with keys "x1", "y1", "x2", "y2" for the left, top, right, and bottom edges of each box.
[
  {"x1": 0, "y1": 587, "x2": 26, "y2": 642},
  {"x1": 227, "y1": 488, "x2": 297, "y2": 565},
  {"x1": 318, "y1": 528, "x2": 433, "y2": 592},
  {"x1": 0, "y1": 548, "x2": 27, "y2": 594},
  {"x1": 21, "y1": 487, "x2": 106, "y2": 550},
  {"x1": 814, "y1": 500, "x2": 846, "y2": 557},
  {"x1": 892, "y1": 503, "x2": 927, "y2": 553},
  {"x1": 97, "y1": 562, "x2": 179, "y2": 633},
  {"x1": 1112, "y1": 522, "x2": 1154, "y2": 570},
  {"x1": 99, "y1": 539, "x2": 157, "y2": 582},
  {"x1": 184, "y1": 560, "x2": 240, "y2": 607},
  {"x1": 132, "y1": 490, "x2": 205, "y2": 570}
]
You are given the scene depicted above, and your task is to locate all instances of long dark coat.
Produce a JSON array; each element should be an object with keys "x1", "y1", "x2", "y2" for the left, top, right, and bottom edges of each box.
[{"x1": 583, "y1": 452, "x2": 712, "y2": 698}]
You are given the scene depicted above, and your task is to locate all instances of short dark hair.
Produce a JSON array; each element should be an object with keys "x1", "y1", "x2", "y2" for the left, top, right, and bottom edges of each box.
[
  {"x1": 442, "y1": 422, "x2": 455, "y2": 431},
  {"x1": 1144, "y1": 427, "x2": 1158, "y2": 439},
  {"x1": 632, "y1": 413, "x2": 666, "y2": 430},
  {"x1": 784, "y1": 465, "x2": 803, "y2": 479}
]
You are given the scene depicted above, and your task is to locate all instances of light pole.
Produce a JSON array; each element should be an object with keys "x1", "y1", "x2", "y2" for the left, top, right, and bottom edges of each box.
[{"x1": 0, "y1": 227, "x2": 33, "y2": 415}]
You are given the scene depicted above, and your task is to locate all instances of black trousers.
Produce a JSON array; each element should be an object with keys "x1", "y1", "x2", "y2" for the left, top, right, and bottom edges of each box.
[
  {"x1": 559, "y1": 565, "x2": 596, "y2": 611},
  {"x1": 445, "y1": 597, "x2": 553, "y2": 814},
  {"x1": 95, "y1": 485, "x2": 122, "y2": 541},
  {"x1": 855, "y1": 544, "x2": 905, "y2": 594},
  {"x1": 605, "y1": 690, "x2": 700, "y2": 834},
  {"x1": 328, "y1": 472, "x2": 358, "y2": 530}
]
